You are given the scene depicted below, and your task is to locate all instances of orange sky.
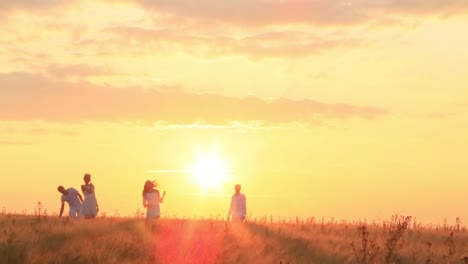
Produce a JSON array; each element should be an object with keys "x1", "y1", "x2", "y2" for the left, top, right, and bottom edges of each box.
[{"x1": 1, "y1": 0, "x2": 468, "y2": 224}]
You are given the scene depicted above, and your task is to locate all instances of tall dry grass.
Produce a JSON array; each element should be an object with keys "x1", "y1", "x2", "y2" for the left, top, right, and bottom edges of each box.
[{"x1": 1, "y1": 210, "x2": 468, "y2": 263}]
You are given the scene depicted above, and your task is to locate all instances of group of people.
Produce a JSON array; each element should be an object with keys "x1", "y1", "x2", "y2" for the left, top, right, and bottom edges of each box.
[
  {"x1": 57, "y1": 173, "x2": 99, "y2": 218},
  {"x1": 58, "y1": 175, "x2": 247, "y2": 221}
]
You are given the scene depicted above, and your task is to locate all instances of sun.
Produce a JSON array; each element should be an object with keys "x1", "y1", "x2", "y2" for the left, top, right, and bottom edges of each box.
[{"x1": 190, "y1": 153, "x2": 230, "y2": 191}]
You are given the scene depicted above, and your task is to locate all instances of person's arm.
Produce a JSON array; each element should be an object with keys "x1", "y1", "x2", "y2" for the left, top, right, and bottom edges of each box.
[
  {"x1": 142, "y1": 195, "x2": 147, "y2": 208},
  {"x1": 160, "y1": 191, "x2": 166, "y2": 203},
  {"x1": 77, "y1": 193, "x2": 83, "y2": 203},
  {"x1": 227, "y1": 196, "x2": 233, "y2": 221},
  {"x1": 59, "y1": 202, "x2": 64, "y2": 217},
  {"x1": 94, "y1": 185, "x2": 99, "y2": 213},
  {"x1": 243, "y1": 196, "x2": 247, "y2": 219}
]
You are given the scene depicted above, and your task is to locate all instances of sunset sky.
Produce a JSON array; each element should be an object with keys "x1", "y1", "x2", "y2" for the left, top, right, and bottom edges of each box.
[{"x1": 1, "y1": 0, "x2": 467, "y2": 224}]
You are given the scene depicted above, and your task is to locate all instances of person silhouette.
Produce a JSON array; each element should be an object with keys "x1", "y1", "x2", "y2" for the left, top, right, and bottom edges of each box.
[
  {"x1": 142, "y1": 180, "x2": 166, "y2": 219},
  {"x1": 57, "y1": 186, "x2": 83, "y2": 218},
  {"x1": 227, "y1": 184, "x2": 246, "y2": 222},
  {"x1": 80, "y1": 173, "x2": 99, "y2": 219}
]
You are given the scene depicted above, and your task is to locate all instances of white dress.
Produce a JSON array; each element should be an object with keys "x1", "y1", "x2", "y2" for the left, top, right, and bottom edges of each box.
[
  {"x1": 144, "y1": 190, "x2": 161, "y2": 219},
  {"x1": 81, "y1": 184, "x2": 98, "y2": 218}
]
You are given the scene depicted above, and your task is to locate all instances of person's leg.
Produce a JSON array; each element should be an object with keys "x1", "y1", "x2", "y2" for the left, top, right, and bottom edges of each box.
[
  {"x1": 69, "y1": 206, "x2": 76, "y2": 217},
  {"x1": 232, "y1": 216, "x2": 246, "y2": 222},
  {"x1": 77, "y1": 204, "x2": 83, "y2": 217},
  {"x1": 146, "y1": 208, "x2": 150, "y2": 220},
  {"x1": 146, "y1": 207, "x2": 159, "y2": 219},
  {"x1": 69, "y1": 205, "x2": 81, "y2": 217}
]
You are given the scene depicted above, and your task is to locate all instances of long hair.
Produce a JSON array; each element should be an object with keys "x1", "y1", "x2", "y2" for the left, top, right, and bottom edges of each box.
[{"x1": 142, "y1": 180, "x2": 158, "y2": 195}]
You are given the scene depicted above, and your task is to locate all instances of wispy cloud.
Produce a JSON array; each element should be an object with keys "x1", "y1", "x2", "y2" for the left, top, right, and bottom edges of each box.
[
  {"x1": 99, "y1": 26, "x2": 362, "y2": 59},
  {"x1": 0, "y1": 127, "x2": 18, "y2": 133},
  {"x1": 0, "y1": 141, "x2": 33, "y2": 145},
  {"x1": 1, "y1": 1, "x2": 431, "y2": 63},
  {"x1": 145, "y1": 169, "x2": 190, "y2": 174},
  {"x1": 120, "y1": 0, "x2": 468, "y2": 27},
  {"x1": 0, "y1": 0, "x2": 76, "y2": 18},
  {"x1": 7, "y1": 50, "x2": 50, "y2": 65},
  {"x1": 27, "y1": 128, "x2": 48, "y2": 135},
  {"x1": 46, "y1": 64, "x2": 119, "y2": 78},
  {"x1": 309, "y1": 73, "x2": 329, "y2": 80},
  {"x1": 425, "y1": 103, "x2": 468, "y2": 119},
  {"x1": 5, "y1": 1, "x2": 467, "y2": 27},
  {"x1": 0, "y1": 0, "x2": 63, "y2": 11},
  {"x1": 150, "y1": 121, "x2": 284, "y2": 134},
  {"x1": 0, "y1": 72, "x2": 387, "y2": 126}
]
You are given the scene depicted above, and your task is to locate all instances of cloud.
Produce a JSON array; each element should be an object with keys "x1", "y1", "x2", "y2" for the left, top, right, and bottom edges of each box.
[
  {"x1": 119, "y1": 0, "x2": 468, "y2": 27},
  {"x1": 150, "y1": 121, "x2": 285, "y2": 134},
  {"x1": 381, "y1": 1, "x2": 468, "y2": 16},
  {"x1": 309, "y1": 73, "x2": 329, "y2": 80},
  {"x1": 5, "y1": 0, "x2": 466, "y2": 27},
  {"x1": 27, "y1": 128, "x2": 49, "y2": 135},
  {"x1": 0, "y1": 141, "x2": 33, "y2": 145},
  {"x1": 0, "y1": 0, "x2": 76, "y2": 17},
  {"x1": 46, "y1": 64, "x2": 118, "y2": 78},
  {"x1": 0, "y1": 0, "x2": 64, "y2": 10},
  {"x1": 60, "y1": 130, "x2": 80, "y2": 137},
  {"x1": 101, "y1": 27, "x2": 361, "y2": 59},
  {"x1": 426, "y1": 113, "x2": 453, "y2": 119},
  {"x1": 0, "y1": 72, "x2": 387, "y2": 126},
  {"x1": 0, "y1": 127, "x2": 18, "y2": 133},
  {"x1": 426, "y1": 103, "x2": 468, "y2": 119},
  {"x1": 120, "y1": 0, "x2": 367, "y2": 26},
  {"x1": 0, "y1": 123, "x2": 81, "y2": 137}
]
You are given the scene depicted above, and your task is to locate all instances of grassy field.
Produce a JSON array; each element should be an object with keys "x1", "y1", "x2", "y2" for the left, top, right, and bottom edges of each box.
[{"x1": 1, "y1": 213, "x2": 468, "y2": 264}]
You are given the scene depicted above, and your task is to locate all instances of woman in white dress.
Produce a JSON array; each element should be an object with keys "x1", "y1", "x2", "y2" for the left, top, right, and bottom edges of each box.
[
  {"x1": 142, "y1": 180, "x2": 165, "y2": 219},
  {"x1": 81, "y1": 173, "x2": 99, "y2": 219}
]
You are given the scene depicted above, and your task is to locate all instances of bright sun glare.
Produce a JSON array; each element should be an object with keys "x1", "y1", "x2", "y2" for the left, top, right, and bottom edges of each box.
[{"x1": 190, "y1": 153, "x2": 230, "y2": 191}]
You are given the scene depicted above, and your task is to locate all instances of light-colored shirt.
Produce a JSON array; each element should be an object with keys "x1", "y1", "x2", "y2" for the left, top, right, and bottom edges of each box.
[
  {"x1": 230, "y1": 193, "x2": 246, "y2": 218},
  {"x1": 61, "y1": 188, "x2": 81, "y2": 208}
]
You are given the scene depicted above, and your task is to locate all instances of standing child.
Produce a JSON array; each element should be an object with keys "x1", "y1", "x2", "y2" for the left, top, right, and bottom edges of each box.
[{"x1": 142, "y1": 180, "x2": 166, "y2": 219}]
